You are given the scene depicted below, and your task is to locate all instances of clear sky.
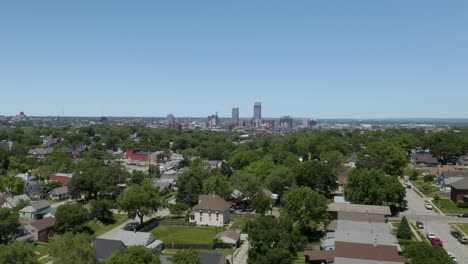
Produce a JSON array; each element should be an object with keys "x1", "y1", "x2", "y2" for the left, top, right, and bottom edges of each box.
[{"x1": 1, "y1": 1, "x2": 467, "y2": 118}]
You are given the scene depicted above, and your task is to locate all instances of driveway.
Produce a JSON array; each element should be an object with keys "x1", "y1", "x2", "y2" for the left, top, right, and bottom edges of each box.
[{"x1": 394, "y1": 181, "x2": 468, "y2": 263}]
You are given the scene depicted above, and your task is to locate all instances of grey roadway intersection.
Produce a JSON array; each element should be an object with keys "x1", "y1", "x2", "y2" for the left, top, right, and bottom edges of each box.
[{"x1": 391, "y1": 182, "x2": 468, "y2": 264}]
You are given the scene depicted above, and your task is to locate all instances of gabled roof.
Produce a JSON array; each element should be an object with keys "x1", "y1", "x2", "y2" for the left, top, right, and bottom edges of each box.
[
  {"x1": 452, "y1": 177, "x2": 468, "y2": 190},
  {"x1": 31, "y1": 200, "x2": 50, "y2": 211},
  {"x1": 30, "y1": 217, "x2": 55, "y2": 231},
  {"x1": 334, "y1": 242, "x2": 406, "y2": 263},
  {"x1": 194, "y1": 194, "x2": 231, "y2": 211},
  {"x1": 328, "y1": 203, "x2": 391, "y2": 215},
  {"x1": 215, "y1": 231, "x2": 240, "y2": 241},
  {"x1": 5, "y1": 194, "x2": 30, "y2": 207},
  {"x1": 50, "y1": 186, "x2": 68, "y2": 196},
  {"x1": 114, "y1": 230, "x2": 156, "y2": 247},
  {"x1": 94, "y1": 238, "x2": 127, "y2": 260}
]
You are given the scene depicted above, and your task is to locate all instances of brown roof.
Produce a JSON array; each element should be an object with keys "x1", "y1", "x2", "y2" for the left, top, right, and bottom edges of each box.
[
  {"x1": 328, "y1": 203, "x2": 391, "y2": 215},
  {"x1": 335, "y1": 241, "x2": 407, "y2": 263},
  {"x1": 30, "y1": 217, "x2": 55, "y2": 231},
  {"x1": 215, "y1": 231, "x2": 240, "y2": 241},
  {"x1": 337, "y1": 211, "x2": 386, "y2": 223},
  {"x1": 194, "y1": 194, "x2": 231, "y2": 211},
  {"x1": 304, "y1": 250, "x2": 335, "y2": 263},
  {"x1": 415, "y1": 156, "x2": 438, "y2": 164}
]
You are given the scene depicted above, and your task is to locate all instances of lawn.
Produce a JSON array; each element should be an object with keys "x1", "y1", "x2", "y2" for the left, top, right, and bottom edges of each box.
[
  {"x1": 229, "y1": 217, "x2": 252, "y2": 231},
  {"x1": 434, "y1": 198, "x2": 468, "y2": 214},
  {"x1": 151, "y1": 225, "x2": 226, "y2": 244},
  {"x1": 453, "y1": 223, "x2": 468, "y2": 235},
  {"x1": 34, "y1": 242, "x2": 50, "y2": 256},
  {"x1": 412, "y1": 180, "x2": 439, "y2": 196},
  {"x1": 87, "y1": 214, "x2": 129, "y2": 237},
  {"x1": 163, "y1": 248, "x2": 234, "y2": 256}
]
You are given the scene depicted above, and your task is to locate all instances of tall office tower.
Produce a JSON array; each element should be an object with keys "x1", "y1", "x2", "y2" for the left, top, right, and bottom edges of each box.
[
  {"x1": 302, "y1": 118, "x2": 310, "y2": 128},
  {"x1": 253, "y1": 102, "x2": 262, "y2": 126},
  {"x1": 279, "y1": 116, "x2": 294, "y2": 128},
  {"x1": 232, "y1": 107, "x2": 239, "y2": 126},
  {"x1": 166, "y1": 113, "x2": 175, "y2": 124}
]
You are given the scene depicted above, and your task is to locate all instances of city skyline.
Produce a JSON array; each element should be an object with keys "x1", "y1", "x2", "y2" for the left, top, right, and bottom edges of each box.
[{"x1": 1, "y1": 1, "x2": 468, "y2": 118}]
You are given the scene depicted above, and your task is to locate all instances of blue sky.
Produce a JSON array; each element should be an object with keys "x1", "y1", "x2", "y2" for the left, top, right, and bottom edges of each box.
[{"x1": 1, "y1": 1, "x2": 467, "y2": 118}]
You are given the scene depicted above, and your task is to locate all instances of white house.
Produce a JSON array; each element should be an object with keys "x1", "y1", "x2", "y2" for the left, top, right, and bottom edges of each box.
[
  {"x1": 2, "y1": 194, "x2": 30, "y2": 209},
  {"x1": 189, "y1": 193, "x2": 231, "y2": 227}
]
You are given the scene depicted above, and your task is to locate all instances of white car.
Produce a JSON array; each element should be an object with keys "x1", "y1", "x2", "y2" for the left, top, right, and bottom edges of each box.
[
  {"x1": 448, "y1": 252, "x2": 458, "y2": 264},
  {"x1": 426, "y1": 232, "x2": 436, "y2": 239},
  {"x1": 425, "y1": 203, "x2": 433, "y2": 210}
]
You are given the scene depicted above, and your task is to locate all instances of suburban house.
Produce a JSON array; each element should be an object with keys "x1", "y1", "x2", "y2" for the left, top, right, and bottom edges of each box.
[
  {"x1": 49, "y1": 186, "x2": 69, "y2": 200},
  {"x1": 450, "y1": 177, "x2": 468, "y2": 203},
  {"x1": 23, "y1": 217, "x2": 55, "y2": 242},
  {"x1": 19, "y1": 200, "x2": 51, "y2": 221},
  {"x1": 204, "y1": 160, "x2": 223, "y2": 170},
  {"x1": 437, "y1": 171, "x2": 468, "y2": 190},
  {"x1": 410, "y1": 152, "x2": 439, "y2": 167},
  {"x1": 42, "y1": 135, "x2": 61, "y2": 147},
  {"x1": 113, "y1": 230, "x2": 163, "y2": 252},
  {"x1": 306, "y1": 204, "x2": 406, "y2": 264},
  {"x1": 215, "y1": 231, "x2": 241, "y2": 247},
  {"x1": 458, "y1": 154, "x2": 468, "y2": 167},
  {"x1": 94, "y1": 238, "x2": 127, "y2": 262},
  {"x1": 2, "y1": 194, "x2": 31, "y2": 209},
  {"x1": 126, "y1": 149, "x2": 167, "y2": 163},
  {"x1": 49, "y1": 173, "x2": 74, "y2": 186},
  {"x1": 28, "y1": 147, "x2": 54, "y2": 159},
  {"x1": 189, "y1": 194, "x2": 231, "y2": 227}
]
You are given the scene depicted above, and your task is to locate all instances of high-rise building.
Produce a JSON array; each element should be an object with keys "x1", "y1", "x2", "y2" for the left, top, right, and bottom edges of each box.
[
  {"x1": 279, "y1": 116, "x2": 294, "y2": 128},
  {"x1": 166, "y1": 114, "x2": 175, "y2": 124},
  {"x1": 207, "y1": 113, "x2": 219, "y2": 126},
  {"x1": 302, "y1": 118, "x2": 310, "y2": 128},
  {"x1": 232, "y1": 107, "x2": 239, "y2": 126},
  {"x1": 253, "y1": 102, "x2": 262, "y2": 126}
]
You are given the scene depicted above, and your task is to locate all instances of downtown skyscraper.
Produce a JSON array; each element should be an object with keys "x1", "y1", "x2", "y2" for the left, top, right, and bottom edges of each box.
[
  {"x1": 253, "y1": 102, "x2": 262, "y2": 126},
  {"x1": 232, "y1": 107, "x2": 239, "y2": 126}
]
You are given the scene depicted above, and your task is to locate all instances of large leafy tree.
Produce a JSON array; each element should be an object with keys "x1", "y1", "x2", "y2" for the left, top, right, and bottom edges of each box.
[
  {"x1": 404, "y1": 242, "x2": 451, "y2": 264},
  {"x1": 55, "y1": 204, "x2": 89, "y2": 233},
  {"x1": 172, "y1": 249, "x2": 201, "y2": 264},
  {"x1": 281, "y1": 186, "x2": 328, "y2": 229},
  {"x1": 90, "y1": 199, "x2": 114, "y2": 223},
  {"x1": 0, "y1": 208, "x2": 20, "y2": 244},
  {"x1": 247, "y1": 216, "x2": 306, "y2": 264},
  {"x1": 103, "y1": 246, "x2": 162, "y2": 264},
  {"x1": 69, "y1": 165, "x2": 122, "y2": 200},
  {"x1": 244, "y1": 156, "x2": 276, "y2": 181},
  {"x1": 296, "y1": 160, "x2": 337, "y2": 196},
  {"x1": 265, "y1": 166, "x2": 295, "y2": 197},
  {"x1": 203, "y1": 173, "x2": 232, "y2": 199},
  {"x1": 49, "y1": 232, "x2": 95, "y2": 264},
  {"x1": 0, "y1": 242, "x2": 38, "y2": 264},
  {"x1": 344, "y1": 169, "x2": 405, "y2": 207},
  {"x1": 117, "y1": 182, "x2": 161, "y2": 225},
  {"x1": 176, "y1": 169, "x2": 204, "y2": 206},
  {"x1": 356, "y1": 141, "x2": 407, "y2": 176},
  {"x1": 230, "y1": 172, "x2": 261, "y2": 200}
]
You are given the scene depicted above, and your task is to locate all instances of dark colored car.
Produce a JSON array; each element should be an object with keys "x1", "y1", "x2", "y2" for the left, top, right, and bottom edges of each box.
[
  {"x1": 416, "y1": 221, "x2": 424, "y2": 229},
  {"x1": 458, "y1": 213, "x2": 468, "y2": 218},
  {"x1": 451, "y1": 231, "x2": 461, "y2": 238},
  {"x1": 406, "y1": 184, "x2": 412, "y2": 189}
]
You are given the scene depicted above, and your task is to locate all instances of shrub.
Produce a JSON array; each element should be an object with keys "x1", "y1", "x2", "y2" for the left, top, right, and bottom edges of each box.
[
  {"x1": 423, "y1": 175, "x2": 434, "y2": 183},
  {"x1": 457, "y1": 202, "x2": 468, "y2": 208},
  {"x1": 397, "y1": 216, "x2": 412, "y2": 240},
  {"x1": 433, "y1": 194, "x2": 440, "y2": 202}
]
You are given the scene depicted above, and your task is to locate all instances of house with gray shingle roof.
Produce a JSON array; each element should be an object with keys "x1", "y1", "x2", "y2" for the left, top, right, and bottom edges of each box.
[
  {"x1": 189, "y1": 193, "x2": 231, "y2": 227},
  {"x1": 113, "y1": 230, "x2": 163, "y2": 252}
]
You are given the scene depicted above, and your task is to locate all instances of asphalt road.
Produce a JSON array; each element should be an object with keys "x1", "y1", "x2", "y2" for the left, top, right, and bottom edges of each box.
[{"x1": 396, "y1": 182, "x2": 468, "y2": 264}]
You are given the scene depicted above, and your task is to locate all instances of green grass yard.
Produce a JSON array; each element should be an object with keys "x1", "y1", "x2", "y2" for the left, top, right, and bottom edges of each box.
[
  {"x1": 229, "y1": 217, "x2": 252, "y2": 231},
  {"x1": 87, "y1": 214, "x2": 129, "y2": 237},
  {"x1": 151, "y1": 225, "x2": 226, "y2": 245},
  {"x1": 434, "y1": 198, "x2": 468, "y2": 214}
]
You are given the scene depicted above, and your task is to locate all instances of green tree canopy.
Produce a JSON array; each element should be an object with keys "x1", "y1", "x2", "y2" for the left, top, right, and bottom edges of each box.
[
  {"x1": 172, "y1": 249, "x2": 201, "y2": 264},
  {"x1": 281, "y1": 186, "x2": 328, "y2": 229},
  {"x1": 264, "y1": 166, "x2": 295, "y2": 197},
  {"x1": 176, "y1": 169, "x2": 204, "y2": 206},
  {"x1": 244, "y1": 156, "x2": 276, "y2": 181},
  {"x1": 296, "y1": 160, "x2": 337, "y2": 196},
  {"x1": 397, "y1": 216, "x2": 412, "y2": 240},
  {"x1": 344, "y1": 168, "x2": 406, "y2": 207},
  {"x1": 356, "y1": 141, "x2": 407, "y2": 176},
  {"x1": 404, "y1": 242, "x2": 451, "y2": 264},
  {"x1": 90, "y1": 199, "x2": 114, "y2": 223},
  {"x1": 0, "y1": 208, "x2": 20, "y2": 244},
  {"x1": 49, "y1": 232, "x2": 95, "y2": 264},
  {"x1": 103, "y1": 246, "x2": 162, "y2": 264},
  {"x1": 203, "y1": 173, "x2": 232, "y2": 199},
  {"x1": 230, "y1": 172, "x2": 261, "y2": 200},
  {"x1": 117, "y1": 183, "x2": 161, "y2": 225},
  {"x1": 55, "y1": 203, "x2": 89, "y2": 233},
  {"x1": 0, "y1": 242, "x2": 38, "y2": 264}
]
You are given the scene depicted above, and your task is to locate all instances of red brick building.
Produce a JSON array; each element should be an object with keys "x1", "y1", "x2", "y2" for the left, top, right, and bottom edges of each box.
[
  {"x1": 451, "y1": 177, "x2": 468, "y2": 203},
  {"x1": 126, "y1": 149, "x2": 167, "y2": 163}
]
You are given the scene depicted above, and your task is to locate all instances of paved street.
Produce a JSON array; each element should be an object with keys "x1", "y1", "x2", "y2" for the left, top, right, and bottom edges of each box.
[{"x1": 394, "y1": 182, "x2": 468, "y2": 263}]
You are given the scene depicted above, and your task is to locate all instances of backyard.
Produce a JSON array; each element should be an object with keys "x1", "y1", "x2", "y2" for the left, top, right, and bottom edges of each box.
[
  {"x1": 87, "y1": 214, "x2": 129, "y2": 237},
  {"x1": 151, "y1": 225, "x2": 226, "y2": 245},
  {"x1": 411, "y1": 179, "x2": 440, "y2": 196}
]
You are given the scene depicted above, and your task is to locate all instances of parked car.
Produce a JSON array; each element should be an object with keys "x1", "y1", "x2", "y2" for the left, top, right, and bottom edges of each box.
[
  {"x1": 416, "y1": 221, "x2": 424, "y2": 229},
  {"x1": 457, "y1": 236, "x2": 468, "y2": 244},
  {"x1": 426, "y1": 232, "x2": 436, "y2": 239},
  {"x1": 451, "y1": 230, "x2": 461, "y2": 238},
  {"x1": 430, "y1": 237, "x2": 443, "y2": 246},
  {"x1": 425, "y1": 203, "x2": 433, "y2": 210},
  {"x1": 406, "y1": 184, "x2": 412, "y2": 189},
  {"x1": 448, "y1": 252, "x2": 458, "y2": 264},
  {"x1": 458, "y1": 213, "x2": 468, "y2": 218}
]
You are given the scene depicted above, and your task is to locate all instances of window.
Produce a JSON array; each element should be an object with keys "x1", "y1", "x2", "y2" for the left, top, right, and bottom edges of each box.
[{"x1": 208, "y1": 211, "x2": 211, "y2": 217}]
